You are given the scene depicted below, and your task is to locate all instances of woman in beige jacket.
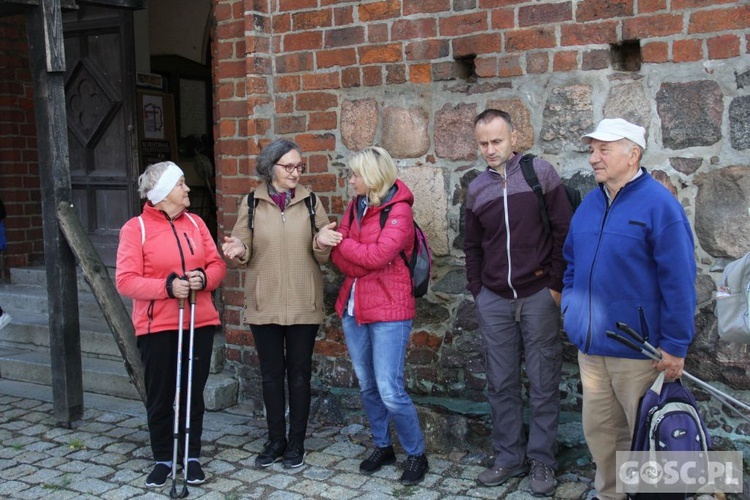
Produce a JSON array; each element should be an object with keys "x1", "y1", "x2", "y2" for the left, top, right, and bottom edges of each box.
[{"x1": 223, "y1": 139, "x2": 340, "y2": 469}]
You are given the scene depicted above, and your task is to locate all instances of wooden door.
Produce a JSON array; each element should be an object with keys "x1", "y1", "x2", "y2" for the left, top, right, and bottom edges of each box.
[{"x1": 63, "y1": 5, "x2": 138, "y2": 266}]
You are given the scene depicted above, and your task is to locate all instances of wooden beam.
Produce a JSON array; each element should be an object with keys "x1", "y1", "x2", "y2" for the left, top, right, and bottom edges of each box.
[
  {"x1": 41, "y1": 0, "x2": 64, "y2": 72},
  {"x1": 26, "y1": 0, "x2": 83, "y2": 427},
  {"x1": 76, "y1": 0, "x2": 146, "y2": 9},
  {"x1": 56, "y1": 201, "x2": 147, "y2": 404}
]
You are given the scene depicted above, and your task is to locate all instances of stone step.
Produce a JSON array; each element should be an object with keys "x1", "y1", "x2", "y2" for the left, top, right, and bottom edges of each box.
[
  {"x1": 0, "y1": 346, "x2": 238, "y2": 410},
  {"x1": 0, "y1": 282, "x2": 123, "y2": 321},
  {"x1": 9, "y1": 265, "x2": 117, "y2": 290}
]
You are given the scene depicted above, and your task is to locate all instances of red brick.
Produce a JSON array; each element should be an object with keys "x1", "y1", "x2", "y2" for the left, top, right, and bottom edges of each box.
[
  {"x1": 404, "y1": 0, "x2": 450, "y2": 15},
  {"x1": 275, "y1": 96, "x2": 294, "y2": 114},
  {"x1": 673, "y1": 0, "x2": 734, "y2": 9},
  {"x1": 475, "y1": 56, "x2": 498, "y2": 78},
  {"x1": 283, "y1": 31, "x2": 323, "y2": 52},
  {"x1": 275, "y1": 52, "x2": 315, "y2": 73},
  {"x1": 453, "y1": 33, "x2": 502, "y2": 58},
  {"x1": 333, "y1": 6, "x2": 354, "y2": 25},
  {"x1": 368, "y1": 23, "x2": 390, "y2": 44},
  {"x1": 480, "y1": 0, "x2": 525, "y2": 6},
  {"x1": 505, "y1": 27, "x2": 556, "y2": 52},
  {"x1": 552, "y1": 50, "x2": 578, "y2": 71},
  {"x1": 392, "y1": 18, "x2": 438, "y2": 41},
  {"x1": 217, "y1": 19, "x2": 245, "y2": 39},
  {"x1": 302, "y1": 171, "x2": 337, "y2": 190},
  {"x1": 581, "y1": 49, "x2": 610, "y2": 70},
  {"x1": 409, "y1": 63, "x2": 431, "y2": 84},
  {"x1": 219, "y1": 100, "x2": 249, "y2": 119},
  {"x1": 246, "y1": 76, "x2": 269, "y2": 94},
  {"x1": 216, "y1": 59, "x2": 246, "y2": 79},
  {"x1": 672, "y1": 38, "x2": 703, "y2": 63},
  {"x1": 362, "y1": 66, "x2": 383, "y2": 86},
  {"x1": 307, "y1": 154, "x2": 330, "y2": 174},
  {"x1": 302, "y1": 71, "x2": 341, "y2": 90},
  {"x1": 439, "y1": 12, "x2": 488, "y2": 37},
  {"x1": 359, "y1": 43, "x2": 402, "y2": 64},
  {"x1": 324, "y1": 26, "x2": 366, "y2": 48},
  {"x1": 358, "y1": 0, "x2": 401, "y2": 22},
  {"x1": 577, "y1": 0, "x2": 633, "y2": 22},
  {"x1": 292, "y1": 9, "x2": 333, "y2": 29},
  {"x1": 342, "y1": 67, "x2": 361, "y2": 87},
  {"x1": 386, "y1": 64, "x2": 407, "y2": 84},
  {"x1": 405, "y1": 39, "x2": 449, "y2": 61},
  {"x1": 275, "y1": 115, "x2": 307, "y2": 134},
  {"x1": 499, "y1": 55, "x2": 523, "y2": 77},
  {"x1": 308, "y1": 111, "x2": 337, "y2": 131},
  {"x1": 561, "y1": 21, "x2": 618, "y2": 46},
  {"x1": 642, "y1": 41, "x2": 669, "y2": 63},
  {"x1": 275, "y1": 75, "x2": 301, "y2": 93},
  {"x1": 526, "y1": 51, "x2": 549, "y2": 74},
  {"x1": 623, "y1": 14, "x2": 683, "y2": 40},
  {"x1": 272, "y1": 12, "x2": 291, "y2": 33},
  {"x1": 296, "y1": 92, "x2": 339, "y2": 111},
  {"x1": 490, "y1": 7, "x2": 515, "y2": 30},
  {"x1": 689, "y1": 6, "x2": 750, "y2": 34},
  {"x1": 707, "y1": 34, "x2": 740, "y2": 60},
  {"x1": 316, "y1": 48, "x2": 357, "y2": 69},
  {"x1": 278, "y1": 0, "x2": 316, "y2": 11},
  {"x1": 638, "y1": 0, "x2": 667, "y2": 13},
  {"x1": 219, "y1": 119, "x2": 237, "y2": 137},
  {"x1": 519, "y1": 2, "x2": 572, "y2": 27}
]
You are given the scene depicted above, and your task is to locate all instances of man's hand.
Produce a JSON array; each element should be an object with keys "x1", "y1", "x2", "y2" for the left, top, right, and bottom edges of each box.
[
  {"x1": 548, "y1": 289, "x2": 561, "y2": 307},
  {"x1": 653, "y1": 349, "x2": 685, "y2": 379}
]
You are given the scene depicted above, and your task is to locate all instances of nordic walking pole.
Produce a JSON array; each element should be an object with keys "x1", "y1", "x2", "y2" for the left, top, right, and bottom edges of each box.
[
  {"x1": 170, "y1": 297, "x2": 188, "y2": 498},
  {"x1": 607, "y1": 329, "x2": 750, "y2": 421},
  {"x1": 181, "y1": 289, "x2": 198, "y2": 496}
]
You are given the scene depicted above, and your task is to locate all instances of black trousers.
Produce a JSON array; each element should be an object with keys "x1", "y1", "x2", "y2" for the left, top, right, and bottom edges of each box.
[
  {"x1": 137, "y1": 326, "x2": 215, "y2": 462},
  {"x1": 250, "y1": 323, "x2": 318, "y2": 443}
]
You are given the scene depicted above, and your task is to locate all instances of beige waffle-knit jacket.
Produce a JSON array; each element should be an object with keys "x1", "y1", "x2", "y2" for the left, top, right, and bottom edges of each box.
[{"x1": 229, "y1": 183, "x2": 332, "y2": 325}]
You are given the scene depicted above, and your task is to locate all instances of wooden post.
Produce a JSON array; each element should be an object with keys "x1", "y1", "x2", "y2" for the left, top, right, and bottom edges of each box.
[
  {"x1": 26, "y1": 0, "x2": 83, "y2": 427},
  {"x1": 56, "y1": 201, "x2": 147, "y2": 404}
]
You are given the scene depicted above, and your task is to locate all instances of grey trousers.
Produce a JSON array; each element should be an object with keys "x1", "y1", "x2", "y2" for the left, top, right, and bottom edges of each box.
[{"x1": 476, "y1": 286, "x2": 563, "y2": 469}]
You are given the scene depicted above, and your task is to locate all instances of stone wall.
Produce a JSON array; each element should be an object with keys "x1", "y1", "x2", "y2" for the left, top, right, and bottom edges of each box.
[{"x1": 213, "y1": 0, "x2": 750, "y2": 450}]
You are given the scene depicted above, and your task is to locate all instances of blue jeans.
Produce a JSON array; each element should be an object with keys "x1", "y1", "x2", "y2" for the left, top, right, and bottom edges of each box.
[{"x1": 342, "y1": 313, "x2": 425, "y2": 456}]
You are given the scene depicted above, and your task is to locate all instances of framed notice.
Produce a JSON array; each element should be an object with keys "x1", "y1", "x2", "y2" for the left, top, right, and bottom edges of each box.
[{"x1": 137, "y1": 90, "x2": 177, "y2": 171}]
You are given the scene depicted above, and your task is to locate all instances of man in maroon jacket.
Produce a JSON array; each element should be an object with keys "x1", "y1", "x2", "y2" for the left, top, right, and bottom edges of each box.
[{"x1": 464, "y1": 109, "x2": 572, "y2": 497}]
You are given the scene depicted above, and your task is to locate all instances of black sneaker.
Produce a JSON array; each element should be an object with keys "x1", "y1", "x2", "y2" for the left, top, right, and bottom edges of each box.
[
  {"x1": 283, "y1": 440, "x2": 305, "y2": 468},
  {"x1": 145, "y1": 463, "x2": 171, "y2": 487},
  {"x1": 255, "y1": 439, "x2": 287, "y2": 468},
  {"x1": 359, "y1": 445, "x2": 397, "y2": 474},
  {"x1": 400, "y1": 454, "x2": 429, "y2": 485},
  {"x1": 186, "y1": 461, "x2": 205, "y2": 485}
]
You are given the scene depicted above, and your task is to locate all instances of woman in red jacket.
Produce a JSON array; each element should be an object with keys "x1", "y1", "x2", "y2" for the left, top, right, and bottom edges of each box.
[
  {"x1": 331, "y1": 147, "x2": 429, "y2": 485},
  {"x1": 116, "y1": 161, "x2": 226, "y2": 488}
]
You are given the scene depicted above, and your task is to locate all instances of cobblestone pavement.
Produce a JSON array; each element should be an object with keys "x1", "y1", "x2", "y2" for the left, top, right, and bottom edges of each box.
[{"x1": 0, "y1": 380, "x2": 601, "y2": 499}]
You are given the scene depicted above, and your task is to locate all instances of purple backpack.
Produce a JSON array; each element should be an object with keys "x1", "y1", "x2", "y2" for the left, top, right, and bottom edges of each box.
[{"x1": 631, "y1": 371, "x2": 710, "y2": 453}]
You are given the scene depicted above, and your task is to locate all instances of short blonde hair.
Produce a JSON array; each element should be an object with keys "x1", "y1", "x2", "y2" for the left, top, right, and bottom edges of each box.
[{"x1": 348, "y1": 146, "x2": 397, "y2": 206}]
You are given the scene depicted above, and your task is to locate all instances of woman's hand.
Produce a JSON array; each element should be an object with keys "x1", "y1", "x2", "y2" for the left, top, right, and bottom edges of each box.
[
  {"x1": 316, "y1": 221, "x2": 342, "y2": 248},
  {"x1": 222, "y1": 236, "x2": 246, "y2": 259},
  {"x1": 170, "y1": 276, "x2": 190, "y2": 299},
  {"x1": 185, "y1": 270, "x2": 205, "y2": 290}
]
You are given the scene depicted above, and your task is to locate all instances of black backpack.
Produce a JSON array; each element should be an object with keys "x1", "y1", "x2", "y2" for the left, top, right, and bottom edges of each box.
[
  {"x1": 519, "y1": 153, "x2": 581, "y2": 234},
  {"x1": 247, "y1": 191, "x2": 318, "y2": 236},
  {"x1": 348, "y1": 202, "x2": 432, "y2": 298}
]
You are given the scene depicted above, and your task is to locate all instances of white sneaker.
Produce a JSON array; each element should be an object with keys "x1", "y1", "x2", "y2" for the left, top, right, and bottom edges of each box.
[{"x1": 0, "y1": 312, "x2": 12, "y2": 331}]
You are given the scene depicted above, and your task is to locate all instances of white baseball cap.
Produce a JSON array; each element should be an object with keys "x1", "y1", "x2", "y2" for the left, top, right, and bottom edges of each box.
[{"x1": 581, "y1": 118, "x2": 646, "y2": 150}]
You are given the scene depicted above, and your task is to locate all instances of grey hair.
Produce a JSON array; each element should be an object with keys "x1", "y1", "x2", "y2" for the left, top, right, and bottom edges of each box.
[
  {"x1": 255, "y1": 139, "x2": 301, "y2": 183},
  {"x1": 138, "y1": 162, "x2": 173, "y2": 199},
  {"x1": 621, "y1": 139, "x2": 643, "y2": 162}
]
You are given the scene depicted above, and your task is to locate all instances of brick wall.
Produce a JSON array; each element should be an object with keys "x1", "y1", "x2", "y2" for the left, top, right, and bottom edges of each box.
[
  {"x1": 213, "y1": 0, "x2": 749, "y2": 404},
  {"x1": 0, "y1": 16, "x2": 43, "y2": 271}
]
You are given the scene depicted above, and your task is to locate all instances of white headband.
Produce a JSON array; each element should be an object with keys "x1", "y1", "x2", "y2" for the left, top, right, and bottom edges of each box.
[{"x1": 147, "y1": 162, "x2": 184, "y2": 204}]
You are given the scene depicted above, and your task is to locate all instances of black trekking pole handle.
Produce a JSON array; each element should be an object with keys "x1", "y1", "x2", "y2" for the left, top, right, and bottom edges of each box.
[
  {"x1": 606, "y1": 331, "x2": 661, "y2": 361},
  {"x1": 616, "y1": 322, "x2": 661, "y2": 358}
]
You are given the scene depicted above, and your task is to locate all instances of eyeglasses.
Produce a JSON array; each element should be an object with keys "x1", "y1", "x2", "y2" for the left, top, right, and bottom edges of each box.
[{"x1": 276, "y1": 162, "x2": 306, "y2": 173}]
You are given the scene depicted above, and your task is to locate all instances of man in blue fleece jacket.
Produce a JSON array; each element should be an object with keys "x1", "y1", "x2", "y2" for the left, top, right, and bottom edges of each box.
[
  {"x1": 465, "y1": 109, "x2": 572, "y2": 496},
  {"x1": 561, "y1": 118, "x2": 696, "y2": 500}
]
